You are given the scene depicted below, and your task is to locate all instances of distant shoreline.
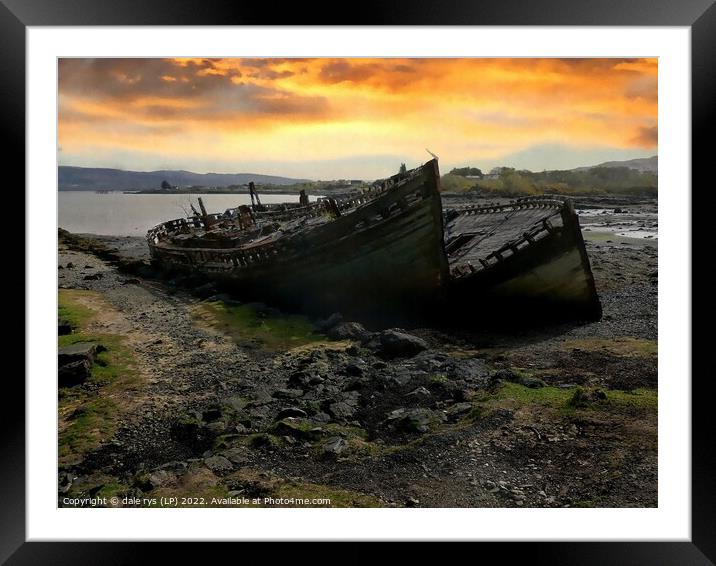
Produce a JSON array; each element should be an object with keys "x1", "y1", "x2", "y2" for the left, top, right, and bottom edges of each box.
[
  {"x1": 59, "y1": 186, "x2": 356, "y2": 196},
  {"x1": 123, "y1": 187, "x2": 345, "y2": 195}
]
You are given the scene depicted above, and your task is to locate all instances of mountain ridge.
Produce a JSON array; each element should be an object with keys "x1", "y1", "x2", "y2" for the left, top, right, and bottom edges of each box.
[
  {"x1": 58, "y1": 166, "x2": 310, "y2": 191},
  {"x1": 572, "y1": 155, "x2": 657, "y2": 173}
]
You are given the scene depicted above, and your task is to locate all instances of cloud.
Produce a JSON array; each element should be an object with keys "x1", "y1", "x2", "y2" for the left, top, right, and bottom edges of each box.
[
  {"x1": 630, "y1": 125, "x2": 658, "y2": 147},
  {"x1": 625, "y1": 75, "x2": 658, "y2": 102},
  {"x1": 318, "y1": 60, "x2": 381, "y2": 84},
  {"x1": 59, "y1": 58, "x2": 242, "y2": 100},
  {"x1": 58, "y1": 57, "x2": 658, "y2": 178},
  {"x1": 59, "y1": 58, "x2": 330, "y2": 127}
]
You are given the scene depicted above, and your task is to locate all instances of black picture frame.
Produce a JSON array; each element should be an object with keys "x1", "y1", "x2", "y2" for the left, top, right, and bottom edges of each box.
[{"x1": 7, "y1": 0, "x2": 712, "y2": 562}]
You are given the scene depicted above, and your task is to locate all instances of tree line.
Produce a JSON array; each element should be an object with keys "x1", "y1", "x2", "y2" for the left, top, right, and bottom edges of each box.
[{"x1": 443, "y1": 166, "x2": 657, "y2": 196}]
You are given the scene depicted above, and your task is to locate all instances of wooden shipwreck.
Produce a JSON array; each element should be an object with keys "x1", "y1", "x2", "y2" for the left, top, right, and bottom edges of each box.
[
  {"x1": 147, "y1": 160, "x2": 601, "y2": 323},
  {"x1": 148, "y1": 160, "x2": 447, "y2": 318},
  {"x1": 444, "y1": 196, "x2": 602, "y2": 322}
]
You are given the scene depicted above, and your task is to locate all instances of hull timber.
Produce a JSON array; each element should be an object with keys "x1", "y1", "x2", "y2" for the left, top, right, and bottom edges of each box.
[
  {"x1": 148, "y1": 160, "x2": 448, "y2": 320},
  {"x1": 444, "y1": 196, "x2": 602, "y2": 321}
]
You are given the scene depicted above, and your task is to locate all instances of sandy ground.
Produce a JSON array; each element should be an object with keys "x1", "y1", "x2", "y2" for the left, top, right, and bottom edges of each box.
[{"x1": 57, "y1": 195, "x2": 658, "y2": 508}]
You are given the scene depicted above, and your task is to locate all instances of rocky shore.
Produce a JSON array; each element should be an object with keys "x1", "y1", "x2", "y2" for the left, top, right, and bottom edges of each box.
[{"x1": 57, "y1": 196, "x2": 657, "y2": 508}]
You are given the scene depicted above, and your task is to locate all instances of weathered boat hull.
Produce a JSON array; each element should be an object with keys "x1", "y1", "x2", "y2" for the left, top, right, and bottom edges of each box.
[
  {"x1": 444, "y1": 197, "x2": 602, "y2": 322},
  {"x1": 149, "y1": 160, "x2": 448, "y2": 321}
]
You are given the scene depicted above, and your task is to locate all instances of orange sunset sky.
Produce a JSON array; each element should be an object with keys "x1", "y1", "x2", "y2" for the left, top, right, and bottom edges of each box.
[{"x1": 58, "y1": 57, "x2": 657, "y2": 180}]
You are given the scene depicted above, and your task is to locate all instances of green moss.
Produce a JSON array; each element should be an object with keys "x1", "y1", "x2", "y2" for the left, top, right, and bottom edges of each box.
[
  {"x1": 322, "y1": 423, "x2": 368, "y2": 439},
  {"x1": 496, "y1": 382, "x2": 574, "y2": 408},
  {"x1": 198, "y1": 301, "x2": 325, "y2": 351},
  {"x1": 343, "y1": 437, "x2": 384, "y2": 458},
  {"x1": 58, "y1": 289, "x2": 141, "y2": 466},
  {"x1": 59, "y1": 398, "x2": 116, "y2": 464},
  {"x1": 476, "y1": 382, "x2": 657, "y2": 418},
  {"x1": 605, "y1": 388, "x2": 658, "y2": 412},
  {"x1": 58, "y1": 289, "x2": 95, "y2": 329},
  {"x1": 148, "y1": 467, "x2": 383, "y2": 508},
  {"x1": 462, "y1": 406, "x2": 484, "y2": 423},
  {"x1": 94, "y1": 481, "x2": 129, "y2": 500}
]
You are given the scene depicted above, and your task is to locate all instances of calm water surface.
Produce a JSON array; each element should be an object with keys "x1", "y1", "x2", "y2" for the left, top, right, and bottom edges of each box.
[{"x1": 58, "y1": 192, "x2": 313, "y2": 236}]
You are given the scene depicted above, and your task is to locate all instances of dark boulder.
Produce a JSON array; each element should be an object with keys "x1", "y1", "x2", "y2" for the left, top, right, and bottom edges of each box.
[
  {"x1": 492, "y1": 369, "x2": 520, "y2": 383},
  {"x1": 316, "y1": 312, "x2": 343, "y2": 331},
  {"x1": 204, "y1": 455, "x2": 234, "y2": 475},
  {"x1": 322, "y1": 436, "x2": 347, "y2": 456},
  {"x1": 272, "y1": 418, "x2": 323, "y2": 441},
  {"x1": 327, "y1": 322, "x2": 371, "y2": 342},
  {"x1": 58, "y1": 342, "x2": 102, "y2": 366},
  {"x1": 58, "y1": 318, "x2": 73, "y2": 336},
  {"x1": 344, "y1": 363, "x2": 364, "y2": 377},
  {"x1": 194, "y1": 282, "x2": 218, "y2": 299},
  {"x1": 520, "y1": 377, "x2": 546, "y2": 389},
  {"x1": 445, "y1": 402, "x2": 473, "y2": 421},
  {"x1": 397, "y1": 408, "x2": 438, "y2": 433},
  {"x1": 276, "y1": 407, "x2": 308, "y2": 419},
  {"x1": 58, "y1": 359, "x2": 91, "y2": 387},
  {"x1": 371, "y1": 329, "x2": 428, "y2": 358},
  {"x1": 328, "y1": 400, "x2": 358, "y2": 421},
  {"x1": 272, "y1": 388, "x2": 304, "y2": 400}
]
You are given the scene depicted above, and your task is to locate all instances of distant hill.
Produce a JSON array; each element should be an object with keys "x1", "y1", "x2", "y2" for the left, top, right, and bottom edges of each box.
[
  {"x1": 58, "y1": 166, "x2": 309, "y2": 191},
  {"x1": 573, "y1": 155, "x2": 657, "y2": 174}
]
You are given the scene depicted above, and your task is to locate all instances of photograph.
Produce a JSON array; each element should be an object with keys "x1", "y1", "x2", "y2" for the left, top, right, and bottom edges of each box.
[{"x1": 56, "y1": 56, "x2": 659, "y2": 510}]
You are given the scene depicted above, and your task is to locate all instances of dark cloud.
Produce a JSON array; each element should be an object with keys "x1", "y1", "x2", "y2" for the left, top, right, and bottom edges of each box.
[
  {"x1": 247, "y1": 69, "x2": 295, "y2": 80},
  {"x1": 631, "y1": 125, "x2": 658, "y2": 147},
  {"x1": 59, "y1": 58, "x2": 242, "y2": 100},
  {"x1": 317, "y1": 60, "x2": 422, "y2": 87},
  {"x1": 318, "y1": 60, "x2": 380, "y2": 84},
  {"x1": 59, "y1": 58, "x2": 329, "y2": 124},
  {"x1": 240, "y1": 58, "x2": 309, "y2": 68},
  {"x1": 552, "y1": 58, "x2": 642, "y2": 73}
]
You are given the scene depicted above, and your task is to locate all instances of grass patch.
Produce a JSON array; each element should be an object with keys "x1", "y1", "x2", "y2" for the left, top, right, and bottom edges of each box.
[
  {"x1": 462, "y1": 406, "x2": 484, "y2": 423},
  {"x1": 605, "y1": 388, "x2": 658, "y2": 412},
  {"x1": 496, "y1": 382, "x2": 575, "y2": 408},
  {"x1": 93, "y1": 481, "x2": 128, "y2": 500},
  {"x1": 59, "y1": 398, "x2": 116, "y2": 464},
  {"x1": 147, "y1": 467, "x2": 383, "y2": 508},
  {"x1": 472, "y1": 382, "x2": 657, "y2": 419},
  {"x1": 58, "y1": 289, "x2": 141, "y2": 466},
  {"x1": 196, "y1": 301, "x2": 325, "y2": 351},
  {"x1": 58, "y1": 289, "x2": 95, "y2": 329},
  {"x1": 563, "y1": 337, "x2": 657, "y2": 358},
  {"x1": 274, "y1": 480, "x2": 382, "y2": 508}
]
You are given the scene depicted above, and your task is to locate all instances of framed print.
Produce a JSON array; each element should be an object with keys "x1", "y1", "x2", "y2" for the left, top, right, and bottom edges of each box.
[{"x1": 8, "y1": 0, "x2": 713, "y2": 562}]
